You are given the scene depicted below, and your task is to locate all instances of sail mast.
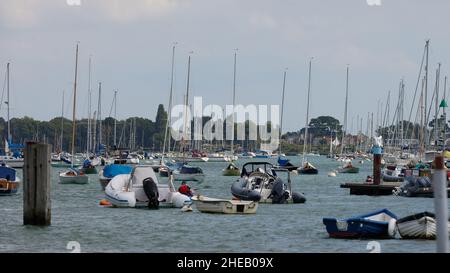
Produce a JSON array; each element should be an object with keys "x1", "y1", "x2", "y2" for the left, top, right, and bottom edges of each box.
[
  {"x1": 424, "y1": 40, "x2": 430, "y2": 150},
  {"x1": 71, "y1": 43, "x2": 79, "y2": 168},
  {"x1": 303, "y1": 58, "x2": 312, "y2": 163},
  {"x1": 6, "y1": 63, "x2": 11, "y2": 144},
  {"x1": 231, "y1": 49, "x2": 238, "y2": 154},
  {"x1": 114, "y1": 89, "x2": 117, "y2": 147},
  {"x1": 97, "y1": 82, "x2": 102, "y2": 153},
  {"x1": 60, "y1": 91, "x2": 65, "y2": 152},
  {"x1": 341, "y1": 65, "x2": 349, "y2": 156},
  {"x1": 279, "y1": 69, "x2": 287, "y2": 155},
  {"x1": 87, "y1": 56, "x2": 92, "y2": 154},
  {"x1": 162, "y1": 43, "x2": 176, "y2": 161},
  {"x1": 182, "y1": 53, "x2": 192, "y2": 162}
]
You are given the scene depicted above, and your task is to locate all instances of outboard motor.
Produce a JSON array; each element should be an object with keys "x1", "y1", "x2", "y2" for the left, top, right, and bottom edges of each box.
[
  {"x1": 292, "y1": 192, "x2": 306, "y2": 204},
  {"x1": 143, "y1": 177, "x2": 159, "y2": 209},
  {"x1": 270, "y1": 178, "x2": 288, "y2": 204}
]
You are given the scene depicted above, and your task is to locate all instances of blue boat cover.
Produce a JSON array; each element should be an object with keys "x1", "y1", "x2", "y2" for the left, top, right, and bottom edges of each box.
[
  {"x1": 83, "y1": 159, "x2": 92, "y2": 168},
  {"x1": 103, "y1": 164, "x2": 133, "y2": 178},
  {"x1": 277, "y1": 157, "x2": 290, "y2": 166},
  {"x1": 0, "y1": 166, "x2": 16, "y2": 181}
]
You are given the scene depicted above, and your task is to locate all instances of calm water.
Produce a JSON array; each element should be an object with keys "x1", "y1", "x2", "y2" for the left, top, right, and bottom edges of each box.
[{"x1": 0, "y1": 156, "x2": 447, "y2": 253}]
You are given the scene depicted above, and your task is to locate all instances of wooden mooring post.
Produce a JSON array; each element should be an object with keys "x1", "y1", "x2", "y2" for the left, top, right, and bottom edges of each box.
[{"x1": 23, "y1": 142, "x2": 51, "y2": 226}]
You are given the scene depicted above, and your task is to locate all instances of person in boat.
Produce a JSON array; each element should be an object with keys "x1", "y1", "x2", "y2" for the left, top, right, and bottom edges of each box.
[
  {"x1": 178, "y1": 181, "x2": 193, "y2": 197},
  {"x1": 344, "y1": 161, "x2": 353, "y2": 169},
  {"x1": 366, "y1": 175, "x2": 373, "y2": 183}
]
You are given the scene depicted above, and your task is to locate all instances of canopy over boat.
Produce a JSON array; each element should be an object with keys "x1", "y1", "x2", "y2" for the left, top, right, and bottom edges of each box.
[
  {"x1": 0, "y1": 166, "x2": 16, "y2": 181},
  {"x1": 103, "y1": 164, "x2": 133, "y2": 178}
]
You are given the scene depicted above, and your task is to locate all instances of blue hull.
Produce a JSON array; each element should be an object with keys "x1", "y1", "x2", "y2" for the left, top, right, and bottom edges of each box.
[{"x1": 323, "y1": 209, "x2": 397, "y2": 239}]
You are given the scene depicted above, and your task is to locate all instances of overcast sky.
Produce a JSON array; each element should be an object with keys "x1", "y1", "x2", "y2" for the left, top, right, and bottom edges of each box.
[{"x1": 1, "y1": 0, "x2": 450, "y2": 133}]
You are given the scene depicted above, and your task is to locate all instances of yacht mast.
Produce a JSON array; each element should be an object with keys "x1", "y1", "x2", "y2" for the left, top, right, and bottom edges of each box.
[
  {"x1": 340, "y1": 65, "x2": 349, "y2": 156},
  {"x1": 279, "y1": 69, "x2": 287, "y2": 156},
  {"x1": 231, "y1": 49, "x2": 238, "y2": 155},
  {"x1": 71, "y1": 43, "x2": 79, "y2": 168},
  {"x1": 303, "y1": 58, "x2": 312, "y2": 163},
  {"x1": 162, "y1": 43, "x2": 176, "y2": 161},
  {"x1": 6, "y1": 63, "x2": 11, "y2": 144}
]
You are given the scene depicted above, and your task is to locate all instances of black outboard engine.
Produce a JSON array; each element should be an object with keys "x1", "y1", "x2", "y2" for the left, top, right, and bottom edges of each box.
[
  {"x1": 143, "y1": 177, "x2": 159, "y2": 209},
  {"x1": 270, "y1": 178, "x2": 289, "y2": 204}
]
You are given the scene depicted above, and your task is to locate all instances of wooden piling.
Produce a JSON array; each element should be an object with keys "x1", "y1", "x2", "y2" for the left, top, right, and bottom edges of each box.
[
  {"x1": 373, "y1": 153, "x2": 382, "y2": 185},
  {"x1": 23, "y1": 142, "x2": 51, "y2": 226}
]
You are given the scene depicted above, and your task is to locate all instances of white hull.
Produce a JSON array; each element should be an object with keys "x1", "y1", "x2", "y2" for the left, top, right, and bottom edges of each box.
[
  {"x1": 192, "y1": 196, "x2": 258, "y2": 214},
  {"x1": 105, "y1": 166, "x2": 191, "y2": 208},
  {"x1": 397, "y1": 216, "x2": 450, "y2": 239},
  {"x1": 59, "y1": 173, "x2": 89, "y2": 184},
  {"x1": 0, "y1": 158, "x2": 24, "y2": 168}
]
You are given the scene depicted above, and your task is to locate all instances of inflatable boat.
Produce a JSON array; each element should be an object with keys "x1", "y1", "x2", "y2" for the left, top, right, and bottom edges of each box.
[{"x1": 105, "y1": 165, "x2": 191, "y2": 208}]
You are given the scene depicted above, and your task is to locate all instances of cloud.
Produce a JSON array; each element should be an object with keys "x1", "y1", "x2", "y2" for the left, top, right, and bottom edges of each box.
[
  {"x1": 94, "y1": 0, "x2": 181, "y2": 23},
  {"x1": 0, "y1": 0, "x2": 183, "y2": 29}
]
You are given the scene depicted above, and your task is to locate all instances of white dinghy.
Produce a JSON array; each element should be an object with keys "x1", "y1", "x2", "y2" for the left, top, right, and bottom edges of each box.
[
  {"x1": 191, "y1": 195, "x2": 258, "y2": 214},
  {"x1": 397, "y1": 211, "x2": 450, "y2": 240},
  {"x1": 105, "y1": 165, "x2": 191, "y2": 208}
]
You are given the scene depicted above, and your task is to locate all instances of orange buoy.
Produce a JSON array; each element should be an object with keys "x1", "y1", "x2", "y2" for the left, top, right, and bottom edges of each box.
[{"x1": 99, "y1": 199, "x2": 111, "y2": 206}]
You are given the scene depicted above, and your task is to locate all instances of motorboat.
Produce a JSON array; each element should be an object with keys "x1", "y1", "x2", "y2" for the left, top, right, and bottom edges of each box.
[
  {"x1": 222, "y1": 163, "x2": 241, "y2": 176},
  {"x1": 231, "y1": 162, "x2": 306, "y2": 204},
  {"x1": 394, "y1": 176, "x2": 450, "y2": 198},
  {"x1": 0, "y1": 155, "x2": 24, "y2": 169},
  {"x1": 191, "y1": 195, "x2": 258, "y2": 214},
  {"x1": 0, "y1": 166, "x2": 20, "y2": 196},
  {"x1": 105, "y1": 165, "x2": 191, "y2": 208},
  {"x1": 323, "y1": 209, "x2": 397, "y2": 239},
  {"x1": 172, "y1": 164, "x2": 205, "y2": 182}
]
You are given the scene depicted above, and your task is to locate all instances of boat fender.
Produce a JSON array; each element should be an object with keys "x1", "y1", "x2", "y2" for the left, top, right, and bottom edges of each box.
[
  {"x1": 143, "y1": 177, "x2": 159, "y2": 209},
  {"x1": 388, "y1": 218, "x2": 397, "y2": 238}
]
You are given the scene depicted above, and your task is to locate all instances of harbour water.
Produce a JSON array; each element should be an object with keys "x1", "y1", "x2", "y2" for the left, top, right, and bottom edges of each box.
[{"x1": 0, "y1": 156, "x2": 447, "y2": 253}]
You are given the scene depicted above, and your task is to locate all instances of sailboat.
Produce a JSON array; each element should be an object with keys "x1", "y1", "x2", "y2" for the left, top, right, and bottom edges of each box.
[
  {"x1": 299, "y1": 59, "x2": 318, "y2": 175},
  {"x1": 0, "y1": 63, "x2": 25, "y2": 169},
  {"x1": 222, "y1": 50, "x2": 241, "y2": 176},
  {"x1": 276, "y1": 69, "x2": 299, "y2": 171},
  {"x1": 337, "y1": 66, "x2": 359, "y2": 174},
  {"x1": 172, "y1": 53, "x2": 205, "y2": 182},
  {"x1": 59, "y1": 43, "x2": 89, "y2": 184}
]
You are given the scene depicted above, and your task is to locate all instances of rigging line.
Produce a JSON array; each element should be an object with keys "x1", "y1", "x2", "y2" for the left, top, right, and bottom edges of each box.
[
  {"x1": 108, "y1": 92, "x2": 115, "y2": 117},
  {"x1": 406, "y1": 44, "x2": 427, "y2": 140}
]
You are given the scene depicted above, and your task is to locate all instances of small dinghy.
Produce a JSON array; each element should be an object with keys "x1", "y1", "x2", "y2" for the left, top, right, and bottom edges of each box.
[
  {"x1": 323, "y1": 209, "x2": 397, "y2": 239},
  {"x1": 98, "y1": 164, "x2": 133, "y2": 190},
  {"x1": 276, "y1": 157, "x2": 299, "y2": 172},
  {"x1": 337, "y1": 161, "x2": 359, "y2": 174},
  {"x1": 191, "y1": 195, "x2": 258, "y2": 214},
  {"x1": 222, "y1": 163, "x2": 241, "y2": 176},
  {"x1": 397, "y1": 211, "x2": 450, "y2": 240},
  {"x1": 0, "y1": 166, "x2": 20, "y2": 196},
  {"x1": 79, "y1": 157, "x2": 98, "y2": 174},
  {"x1": 105, "y1": 165, "x2": 191, "y2": 208},
  {"x1": 298, "y1": 162, "x2": 319, "y2": 175},
  {"x1": 59, "y1": 168, "x2": 89, "y2": 184},
  {"x1": 231, "y1": 162, "x2": 306, "y2": 204}
]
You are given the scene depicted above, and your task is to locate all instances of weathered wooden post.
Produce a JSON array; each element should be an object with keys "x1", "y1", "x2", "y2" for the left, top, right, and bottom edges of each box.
[
  {"x1": 372, "y1": 145, "x2": 382, "y2": 185},
  {"x1": 432, "y1": 155, "x2": 448, "y2": 253},
  {"x1": 23, "y1": 142, "x2": 51, "y2": 226}
]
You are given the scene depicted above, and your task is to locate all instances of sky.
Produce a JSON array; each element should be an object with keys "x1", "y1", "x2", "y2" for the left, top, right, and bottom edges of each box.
[{"x1": 1, "y1": 0, "x2": 450, "y2": 133}]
